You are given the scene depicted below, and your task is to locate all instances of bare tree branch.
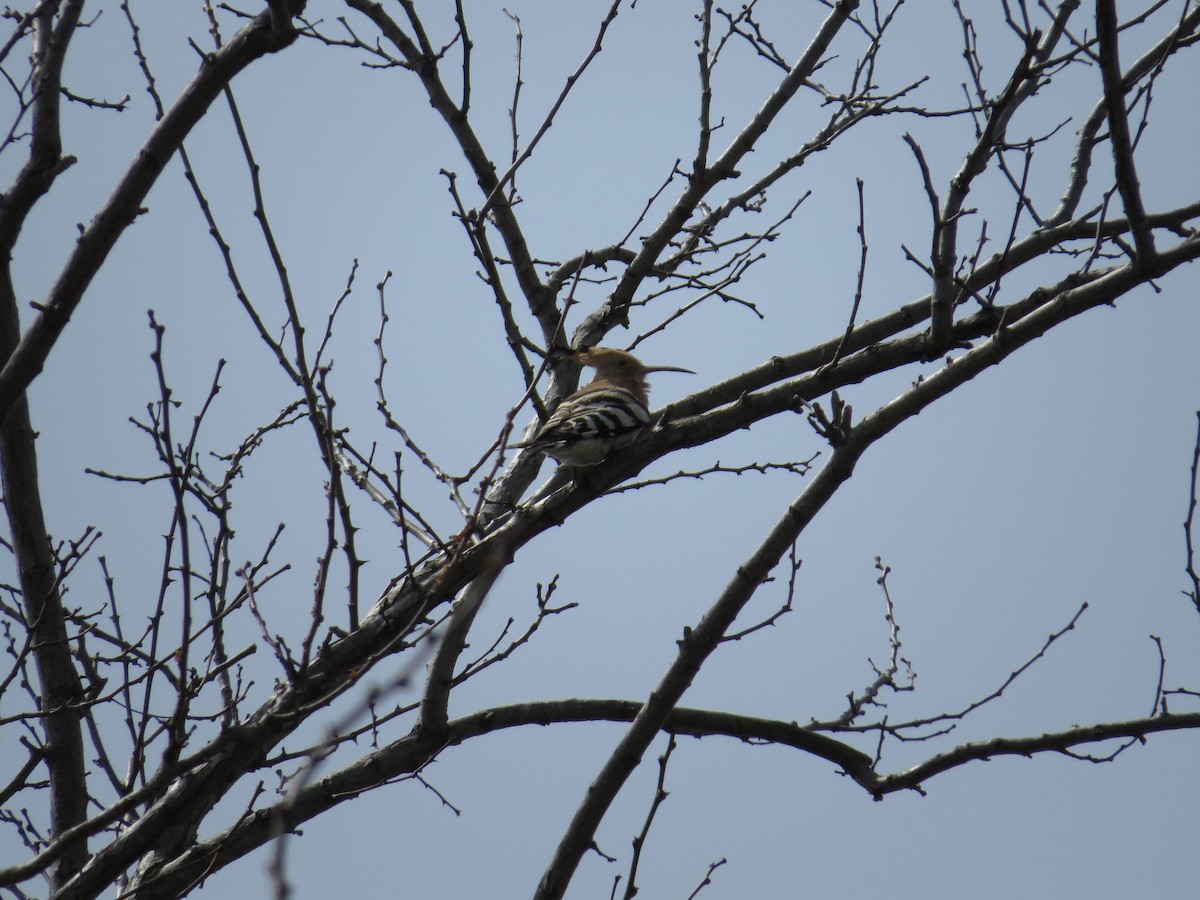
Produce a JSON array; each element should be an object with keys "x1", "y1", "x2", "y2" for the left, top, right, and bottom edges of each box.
[
  {"x1": 1, "y1": 2, "x2": 1198, "y2": 897},
  {"x1": 0, "y1": 2, "x2": 307, "y2": 421}
]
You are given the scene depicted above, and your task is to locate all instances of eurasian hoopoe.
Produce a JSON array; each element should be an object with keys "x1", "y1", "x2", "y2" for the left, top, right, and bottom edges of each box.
[{"x1": 515, "y1": 347, "x2": 693, "y2": 466}]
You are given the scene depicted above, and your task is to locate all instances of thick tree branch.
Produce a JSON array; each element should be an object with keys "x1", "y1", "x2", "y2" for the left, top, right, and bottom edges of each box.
[
  {"x1": 126, "y1": 696, "x2": 1200, "y2": 898},
  {"x1": 660, "y1": 201, "x2": 1200, "y2": 429},
  {"x1": 1095, "y1": 0, "x2": 1156, "y2": 263},
  {"x1": 1047, "y1": 2, "x2": 1200, "y2": 226},
  {"x1": 0, "y1": 1, "x2": 90, "y2": 886}
]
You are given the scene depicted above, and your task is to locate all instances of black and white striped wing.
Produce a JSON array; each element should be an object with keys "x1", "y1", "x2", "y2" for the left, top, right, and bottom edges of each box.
[{"x1": 530, "y1": 387, "x2": 651, "y2": 462}]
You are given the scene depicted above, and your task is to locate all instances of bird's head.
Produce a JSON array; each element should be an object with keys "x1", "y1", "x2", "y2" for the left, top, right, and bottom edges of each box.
[{"x1": 575, "y1": 347, "x2": 694, "y2": 398}]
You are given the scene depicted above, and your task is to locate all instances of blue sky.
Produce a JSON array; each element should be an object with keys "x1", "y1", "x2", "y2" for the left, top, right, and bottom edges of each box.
[{"x1": 4, "y1": 1, "x2": 1200, "y2": 897}]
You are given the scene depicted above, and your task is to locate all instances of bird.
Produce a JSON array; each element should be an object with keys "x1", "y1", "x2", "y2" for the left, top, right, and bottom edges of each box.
[{"x1": 514, "y1": 347, "x2": 694, "y2": 466}]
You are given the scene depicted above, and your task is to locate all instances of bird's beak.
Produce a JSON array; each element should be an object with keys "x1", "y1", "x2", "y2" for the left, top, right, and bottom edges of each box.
[{"x1": 643, "y1": 364, "x2": 695, "y2": 374}]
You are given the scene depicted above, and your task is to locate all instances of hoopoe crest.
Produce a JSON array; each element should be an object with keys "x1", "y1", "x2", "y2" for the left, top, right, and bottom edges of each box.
[{"x1": 516, "y1": 347, "x2": 693, "y2": 466}]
